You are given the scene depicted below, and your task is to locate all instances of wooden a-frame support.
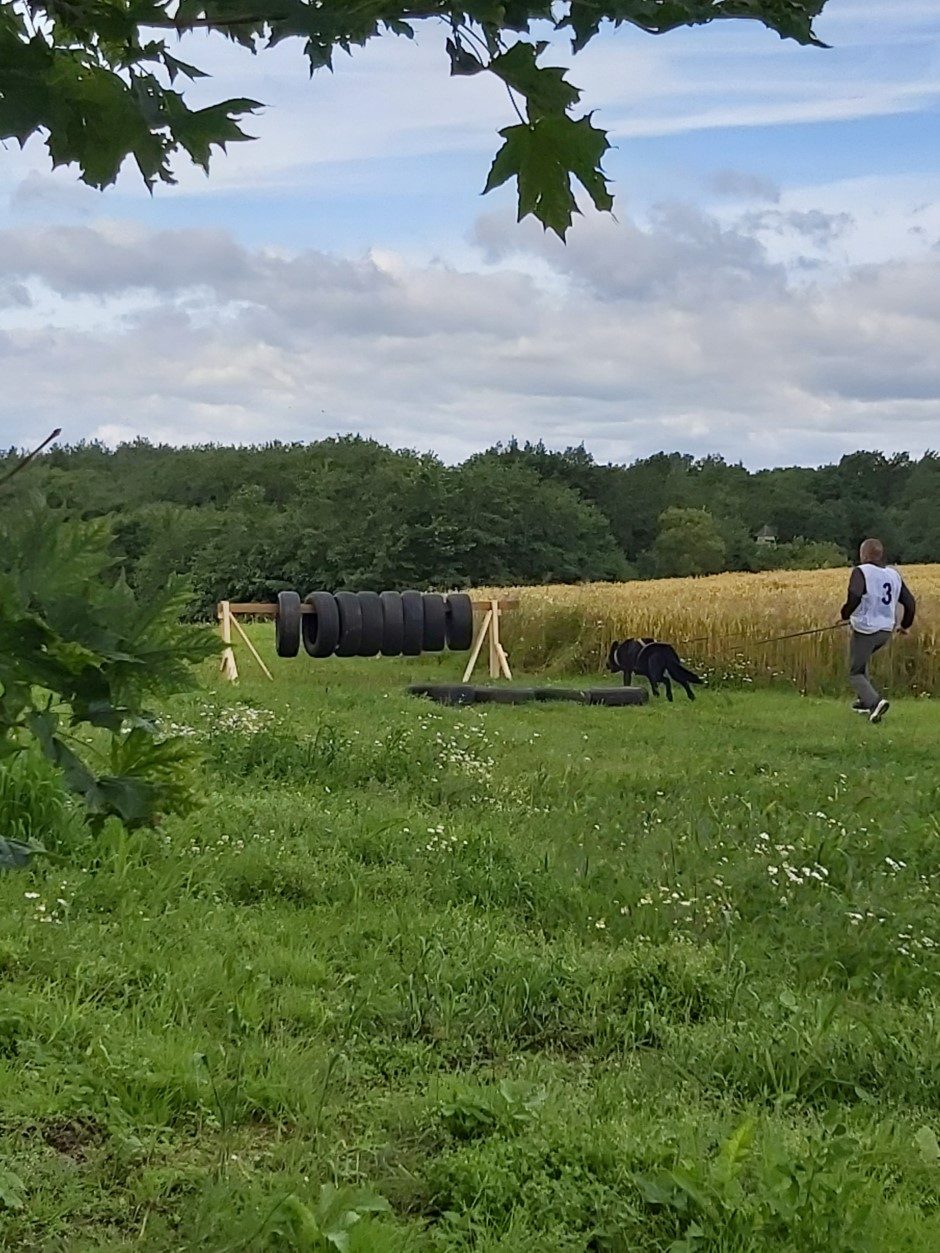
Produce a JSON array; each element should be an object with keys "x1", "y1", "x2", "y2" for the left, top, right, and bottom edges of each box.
[{"x1": 217, "y1": 597, "x2": 514, "y2": 683}]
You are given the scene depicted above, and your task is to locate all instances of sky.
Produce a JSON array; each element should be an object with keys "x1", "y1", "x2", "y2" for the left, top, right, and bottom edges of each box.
[{"x1": 1, "y1": 0, "x2": 939, "y2": 468}]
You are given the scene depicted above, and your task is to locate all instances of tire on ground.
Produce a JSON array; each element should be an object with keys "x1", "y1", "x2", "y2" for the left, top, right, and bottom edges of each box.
[
  {"x1": 586, "y1": 687, "x2": 648, "y2": 706},
  {"x1": 532, "y1": 688, "x2": 587, "y2": 703},
  {"x1": 379, "y1": 591, "x2": 405, "y2": 656},
  {"x1": 302, "y1": 591, "x2": 340, "y2": 657},
  {"x1": 356, "y1": 591, "x2": 384, "y2": 656},
  {"x1": 400, "y1": 591, "x2": 424, "y2": 656},
  {"x1": 422, "y1": 593, "x2": 447, "y2": 652},
  {"x1": 275, "y1": 590, "x2": 301, "y2": 657},
  {"x1": 334, "y1": 590, "x2": 363, "y2": 657},
  {"x1": 445, "y1": 593, "x2": 474, "y2": 651},
  {"x1": 407, "y1": 683, "x2": 477, "y2": 706},
  {"x1": 473, "y1": 687, "x2": 537, "y2": 704}
]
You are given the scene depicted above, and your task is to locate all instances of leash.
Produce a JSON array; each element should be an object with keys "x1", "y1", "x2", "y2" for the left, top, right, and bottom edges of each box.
[{"x1": 680, "y1": 623, "x2": 845, "y2": 649}]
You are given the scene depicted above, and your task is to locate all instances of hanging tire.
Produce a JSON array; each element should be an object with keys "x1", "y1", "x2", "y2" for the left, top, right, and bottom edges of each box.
[
  {"x1": 275, "y1": 590, "x2": 301, "y2": 657},
  {"x1": 356, "y1": 591, "x2": 384, "y2": 657},
  {"x1": 422, "y1": 593, "x2": 447, "y2": 652},
  {"x1": 474, "y1": 687, "x2": 537, "y2": 705},
  {"x1": 407, "y1": 683, "x2": 477, "y2": 706},
  {"x1": 379, "y1": 591, "x2": 404, "y2": 656},
  {"x1": 302, "y1": 591, "x2": 340, "y2": 657},
  {"x1": 586, "y1": 687, "x2": 648, "y2": 706},
  {"x1": 334, "y1": 591, "x2": 363, "y2": 657},
  {"x1": 400, "y1": 591, "x2": 424, "y2": 656},
  {"x1": 445, "y1": 593, "x2": 474, "y2": 651}
]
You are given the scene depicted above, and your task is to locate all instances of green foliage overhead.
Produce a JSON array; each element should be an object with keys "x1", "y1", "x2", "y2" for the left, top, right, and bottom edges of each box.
[
  {"x1": 0, "y1": 1, "x2": 830, "y2": 236},
  {"x1": 0, "y1": 494, "x2": 215, "y2": 832}
]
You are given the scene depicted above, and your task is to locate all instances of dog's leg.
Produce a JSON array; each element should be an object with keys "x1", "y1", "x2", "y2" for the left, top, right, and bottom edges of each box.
[
  {"x1": 623, "y1": 669, "x2": 633, "y2": 688},
  {"x1": 663, "y1": 674, "x2": 673, "y2": 702},
  {"x1": 680, "y1": 680, "x2": 695, "y2": 701}
]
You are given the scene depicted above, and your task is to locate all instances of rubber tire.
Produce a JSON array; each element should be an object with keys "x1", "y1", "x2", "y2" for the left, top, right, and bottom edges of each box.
[
  {"x1": 445, "y1": 593, "x2": 474, "y2": 651},
  {"x1": 532, "y1": 688, "x2": 587, "y2": 703},
  {"x1": 400, "y1": 591, "x2": 424, "y2": 656},
  {"x1": 474, "y1": 687, "x2": 537, "y2": 705},
  {"x1": 356, "y1": 591, "x2": 384, "y2": 657},
  {"x1": 408, "y1": 683, "x2": 477, "y2": 706},
  {"x1": 334, "y1": 591, "x2": 363, "y2": 657},
  {"x1": 275, "y1": 590, "x2": 301, "y2": 657},
  {"x1": 379, "y1": 591, "x2": 404, "y2": 656},
  {"x1": 422, "y1": 593, "x2": 447, "y2": 652},
  {"x1": 302, "y1": 591, "x2": 340, "y2": 657},
  {"x1": 586, "y1": 687, "x2": 648, "y2": 706}
]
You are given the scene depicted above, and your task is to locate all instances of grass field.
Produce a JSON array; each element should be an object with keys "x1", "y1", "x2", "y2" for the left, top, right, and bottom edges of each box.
[
  {"x1": 1, "y1": 635, "x2": 938, "y2": 1250},
  {"x1": 483, "y1": 565, "x2": 940, "y2": 696}
]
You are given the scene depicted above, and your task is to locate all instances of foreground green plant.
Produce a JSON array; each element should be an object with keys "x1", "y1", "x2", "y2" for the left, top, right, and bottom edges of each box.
[{"x1": 0, "y1": 496, "x2": 214, "y2": 841}]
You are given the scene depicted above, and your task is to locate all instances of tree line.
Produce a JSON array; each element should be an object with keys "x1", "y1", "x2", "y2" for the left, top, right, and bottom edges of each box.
[{"x1": 2, "y1": 438, "x2": 936, "y2": 618}]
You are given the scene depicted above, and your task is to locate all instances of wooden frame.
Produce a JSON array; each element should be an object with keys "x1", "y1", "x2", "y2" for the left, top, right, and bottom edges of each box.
[{"x1": 216, "y1": 597, "x2": 516, "y2": 683}]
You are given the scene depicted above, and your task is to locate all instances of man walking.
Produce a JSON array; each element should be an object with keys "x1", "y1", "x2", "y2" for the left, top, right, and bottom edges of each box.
[{"x1": 840, "y1": 538, "x2": 916, "y2": 724}]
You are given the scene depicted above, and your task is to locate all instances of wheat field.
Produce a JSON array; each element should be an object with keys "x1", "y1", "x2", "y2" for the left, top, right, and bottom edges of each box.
[{"x1": 479, "y1": 565, "x2": 940, "y2": 696}]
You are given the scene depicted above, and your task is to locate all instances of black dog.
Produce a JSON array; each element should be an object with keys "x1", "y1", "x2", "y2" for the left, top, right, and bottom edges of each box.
[{"x1": 607, "y1": 637, "x2": 703, "y2": 702}]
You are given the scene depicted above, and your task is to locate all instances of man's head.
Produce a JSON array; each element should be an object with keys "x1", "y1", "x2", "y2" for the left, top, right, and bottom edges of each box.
[{"x1": 859, "y1": 537, "x2": 885, "y2": 565}]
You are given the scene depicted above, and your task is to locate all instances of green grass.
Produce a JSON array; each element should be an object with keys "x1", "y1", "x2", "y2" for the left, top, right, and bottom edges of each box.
[{"x1": 1, "y1": 636, "x2": 938, "y2": 1250}]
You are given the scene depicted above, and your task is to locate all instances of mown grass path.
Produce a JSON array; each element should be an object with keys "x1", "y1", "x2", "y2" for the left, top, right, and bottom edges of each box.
[{"x1": 1, "y1": 640, "x2": 937, "y2": 1249}]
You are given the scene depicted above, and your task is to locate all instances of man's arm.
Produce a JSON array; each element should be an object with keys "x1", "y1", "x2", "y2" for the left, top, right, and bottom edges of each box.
[
  {"x1": 898, "y1": 581, "x2": 916, "y2": 630},
  {"x1": 840, "y1": 567, "x2": 865, "y2": 621}
]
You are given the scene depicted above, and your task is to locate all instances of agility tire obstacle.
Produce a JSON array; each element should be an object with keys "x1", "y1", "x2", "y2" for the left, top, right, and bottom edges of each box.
[
  {"x1": 407, "y1": 684, "x2": 649, "y2": 708},
  {"x1": 268, "y1": 590, "x2": 485, "y2": 659},
  {"x1": 217, "y1": 592, "x2": 518, "y2": 682}
]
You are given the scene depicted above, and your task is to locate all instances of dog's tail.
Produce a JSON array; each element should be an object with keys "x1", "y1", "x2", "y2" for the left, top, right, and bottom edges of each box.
[{"x1": 668, "y1": 659, "x2": 703, "y2": 685}]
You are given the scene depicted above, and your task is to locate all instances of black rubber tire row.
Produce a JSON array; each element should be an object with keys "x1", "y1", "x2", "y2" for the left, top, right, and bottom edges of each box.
[
  {"x1": 275, "y1": 590, "x2": 474, "y2": 659},
  {"x1": 408, "y1": 684, "x2": 649, "y2": 707}
]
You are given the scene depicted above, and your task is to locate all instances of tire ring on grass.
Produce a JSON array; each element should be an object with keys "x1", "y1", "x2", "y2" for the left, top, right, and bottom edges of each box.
[
  {"x1": 407, "y1": 683, "x2": 477, "y2": 706},
  {"x1": 379, "y1": 591, "x2": 405, "y2": 656},
  {"x1": 445, "y1": 593, "x2": 474, "y2": 651},
  {"x1": 275, "y1": 590, "x2": 302, "y2": 657},
  {"x1": 400, "y1": 591, "x2": 425, "y2": 656},
  {"x1": 334, "y1": 591, "x2": 363, "y2": 657},
  {"x1": 586, "y1": 687, "x2": 649, "y2": 706},
  {"x1": 473, "y1": 687, "x2": 538, "y2": 705},
  {"x1": 356, "y1": 591, "x2": 384, "y2": 657},
  {"x1": 302, "y1": 590, "x2": 340, "y2": 658},
  {"x1": 532, "y1": 688, "x2": 588, "y2": 703},
  {"x1": 422, "y1": 593, "x2": 447, "y2": 652}
]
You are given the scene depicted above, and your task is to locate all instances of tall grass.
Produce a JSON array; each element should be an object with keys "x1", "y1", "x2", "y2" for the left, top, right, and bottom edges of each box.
[
  {"x1": 480, "y1": 564, "x2": 940, "y2": 695},
  {"x1": 0, "y1": 748, "x2": 89, "y2": 849}
]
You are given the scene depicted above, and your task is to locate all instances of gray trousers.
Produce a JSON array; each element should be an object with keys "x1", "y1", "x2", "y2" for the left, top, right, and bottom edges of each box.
[{"x1": 849, "y1": 630, "x2": 892, "y2": 708}]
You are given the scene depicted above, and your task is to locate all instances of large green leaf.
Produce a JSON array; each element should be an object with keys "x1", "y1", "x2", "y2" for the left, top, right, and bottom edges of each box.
[{"x1": 484, "y1": 113, "x2": 612, "y2": 238}]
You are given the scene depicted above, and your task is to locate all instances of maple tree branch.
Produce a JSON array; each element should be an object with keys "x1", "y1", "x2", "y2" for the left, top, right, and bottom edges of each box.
[{"x1": 0, "y1": 428, "x2": 62, "y2": 489}]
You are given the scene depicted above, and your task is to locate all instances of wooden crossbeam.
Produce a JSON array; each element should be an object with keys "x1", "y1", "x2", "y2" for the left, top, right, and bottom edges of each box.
[{"x1": 220, "y1": 598, "x2": 518, "y2": 617}]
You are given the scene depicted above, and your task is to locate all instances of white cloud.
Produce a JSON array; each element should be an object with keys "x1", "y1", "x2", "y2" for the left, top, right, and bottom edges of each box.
[{"x1": 0, "y1": 204, "x2": 937, "y2": 468}]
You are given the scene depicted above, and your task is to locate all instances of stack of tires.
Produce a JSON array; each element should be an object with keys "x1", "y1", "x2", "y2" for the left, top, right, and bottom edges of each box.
[{"x1": 274, "y1": 590, "x2": 475, "y2": 659}]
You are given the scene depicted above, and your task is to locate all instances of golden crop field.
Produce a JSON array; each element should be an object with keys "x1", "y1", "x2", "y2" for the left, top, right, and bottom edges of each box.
[{"x1": 479, "y1": 565, "x2": 940, "y2": 696}]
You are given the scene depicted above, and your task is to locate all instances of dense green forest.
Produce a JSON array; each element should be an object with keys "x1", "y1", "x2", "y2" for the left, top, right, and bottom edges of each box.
[{"x1": 2, "y1": 438, "x2": 937, "y2": 617}]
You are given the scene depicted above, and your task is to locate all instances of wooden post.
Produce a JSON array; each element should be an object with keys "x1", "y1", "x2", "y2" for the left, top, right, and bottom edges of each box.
[
  {"x1": 462, "y1": 603, "x2": 512, "y2": 683},
  {"x1": 488, "y1": 599, "x2": 500, "y2": 679},
  {"x1": 231, "y1": 614, "x2": 275, "y2": 681},
  {"x1": 462, "y1": 609, "x2": 492, "y2": 683},
  {"x1": 490, "y1": 599, "x2": 512, "y2": 680},
  {"x1": 218, "y1": 600, "x2": 238, "y2": 682}
]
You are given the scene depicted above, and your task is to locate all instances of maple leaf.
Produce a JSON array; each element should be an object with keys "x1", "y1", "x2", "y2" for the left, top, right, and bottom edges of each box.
[{"x1": 484, "y1": 113, "x2": 612, "y2": 239}]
